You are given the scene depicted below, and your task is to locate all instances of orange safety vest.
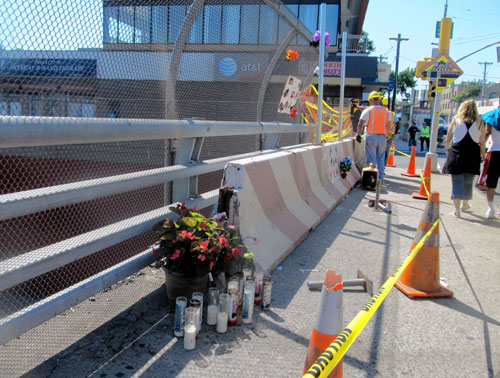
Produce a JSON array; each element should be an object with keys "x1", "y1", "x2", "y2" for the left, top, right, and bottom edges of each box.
[{"x1": 366, "y1": 106, "x2": 389, "y2": 135}]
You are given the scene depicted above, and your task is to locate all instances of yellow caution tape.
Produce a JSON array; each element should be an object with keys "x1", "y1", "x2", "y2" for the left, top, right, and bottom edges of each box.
[
  {"x1": 303, "y1": 219, "x2": 440, "y2": 378},
  {"x1": 394, "y1": 149, "x2": 411, "y2": 158},
  {"x1": 419, "y1": 170, "x2": 431, "y2": 197}
]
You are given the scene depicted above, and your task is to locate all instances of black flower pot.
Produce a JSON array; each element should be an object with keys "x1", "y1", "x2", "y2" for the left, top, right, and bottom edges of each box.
[{"x1": 162, "y1": 268, "x2": 208, "y2": 305}]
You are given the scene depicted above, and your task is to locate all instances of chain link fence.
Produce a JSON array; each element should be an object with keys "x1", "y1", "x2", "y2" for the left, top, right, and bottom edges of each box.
[{"x1": 0, "y1": 0, "x2": 331, "y2": 375}]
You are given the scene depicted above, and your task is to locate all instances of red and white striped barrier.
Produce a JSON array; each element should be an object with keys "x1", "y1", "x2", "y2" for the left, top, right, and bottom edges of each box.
[{"x1": 223, "y1": 138, "x2": 362, "y2": 273}]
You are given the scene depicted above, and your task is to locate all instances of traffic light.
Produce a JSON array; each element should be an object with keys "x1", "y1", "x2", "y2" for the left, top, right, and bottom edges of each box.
[
  {"x1": 438, "y1": 18, "x2": 453, "y2": 51},
  {"x1": 428, "y1": 82, "x2": 436, "y2": 99},
  {"x1": 416, "y1": 58, "x2": 432, "y2": 79}
]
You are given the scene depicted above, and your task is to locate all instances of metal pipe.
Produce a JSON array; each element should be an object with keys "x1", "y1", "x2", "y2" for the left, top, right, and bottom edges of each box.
[
  {"x1": 338, "y1": 31, "x2": 347, "y2": 140},
  {"x1": 316, "y1": 3, "x2": 326, "y2": 144}
]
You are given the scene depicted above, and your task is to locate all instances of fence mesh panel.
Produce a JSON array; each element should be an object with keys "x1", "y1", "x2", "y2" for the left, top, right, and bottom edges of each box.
[{"x1": 0, "y1": 0, "x2": 325, "y2": 375}]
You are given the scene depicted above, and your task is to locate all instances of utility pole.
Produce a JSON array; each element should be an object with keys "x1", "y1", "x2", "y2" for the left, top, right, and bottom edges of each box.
[
  {"x1": 378, "y1": 55, "x2": 387, "y2": 63},
  {"x1": 389, "y1": 34, "x2": 409, "y2": 111},
  {"x1": 479, "y1": 61, "x2": 492, "y2": 106}
]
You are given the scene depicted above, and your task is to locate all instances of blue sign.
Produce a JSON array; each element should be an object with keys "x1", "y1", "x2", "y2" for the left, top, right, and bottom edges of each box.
[
  {"x1": 388, "y1": 78, "x2": 394, "y2": 91},
  {"x1": 0, "y1": 59, "x2": 97, "y2": 77}
]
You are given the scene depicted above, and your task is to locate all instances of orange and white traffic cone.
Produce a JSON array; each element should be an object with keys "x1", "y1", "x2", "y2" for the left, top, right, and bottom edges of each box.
[
  {"x1": 475, "y1": 151, "x2": 490, "y2": 191},
  {"x1": 412, "y1": 155, "x2": 432, "y2": 200},
  {"x1": 395, "y1": 191, "x2": 453, "y2": 299},
  {"x1": 401, "y1": 146, "x2": 419, "y2": 177},
  {"x1": 386, "y1": 142, "x2": 396, "y2": 167},
  {"x1": 303, "y1": 270, "x2": 343, "y2": 378}
]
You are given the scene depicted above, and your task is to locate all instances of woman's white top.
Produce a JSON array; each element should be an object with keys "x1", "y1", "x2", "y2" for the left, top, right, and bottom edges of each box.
[{"x1": 452, "y1": 118, "x2": 480, "y2": 144}]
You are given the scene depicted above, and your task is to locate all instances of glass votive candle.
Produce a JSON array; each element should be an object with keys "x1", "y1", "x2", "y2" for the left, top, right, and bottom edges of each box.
[
  {"x1": 216, "y1": 293, "x2": 229, "y2": 333},
  {"x1": 183, "y1": 307, "x2": 197, "y2": 350},
  {"x1": 189, "y1": 298, "x2": 201, "y2": 336},
  {"x1": 207, "y1": 288, "x2": 219, "y2": 326},
  {"x1": 174, "y1": 296, "x2": 187, "y2": 337},
  {"x1": 192, "y1": 292, "x2": 203, "y2": 329}
]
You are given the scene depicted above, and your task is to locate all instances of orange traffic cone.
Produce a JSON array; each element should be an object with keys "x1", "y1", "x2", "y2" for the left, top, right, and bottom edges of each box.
[
  {"x1": 401, "y1": 146, "x2": 419, "y2": 177},
  {"x1": 395, "y1": 191, "x2": 453, "y2": 299},
  {"x1": 303, "y1": 270, "x2": 343, "y2": 378},
  {"x1": 475, "y1": 151, "x2": 490, "y2": 191},
  {"x1": 386, "y1": 142, "x2": 396, "y2": 167},
  {"x1": 412, "y1": 156, "x2": 431, "y2": 200}
]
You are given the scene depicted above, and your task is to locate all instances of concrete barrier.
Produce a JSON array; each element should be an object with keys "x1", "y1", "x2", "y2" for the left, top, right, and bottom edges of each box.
[{"x1": 223, "y1": 138, "x2": 363, "y2": 273}]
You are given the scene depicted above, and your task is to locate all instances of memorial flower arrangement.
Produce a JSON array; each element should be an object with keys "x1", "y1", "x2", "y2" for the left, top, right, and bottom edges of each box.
[
  {"x1": 339, "y1": 155, "x2": 352, "y2": 178},
  {"x1": 152, "y1": 202, "x2": 257, "y2": 279},
  {"x1": 283, "y1": 49, "x2": 299, "y2": 61}
]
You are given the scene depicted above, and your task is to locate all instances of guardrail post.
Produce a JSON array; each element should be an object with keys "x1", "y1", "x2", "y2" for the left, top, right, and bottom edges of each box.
[{"x1": 171, "y1": 137, "x2": 205, "y2": 202}]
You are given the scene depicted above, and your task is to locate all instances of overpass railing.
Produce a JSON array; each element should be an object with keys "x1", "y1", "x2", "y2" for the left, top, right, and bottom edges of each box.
[{"x1": 0, "y1": 115, "x2": 309, "y2": 345}]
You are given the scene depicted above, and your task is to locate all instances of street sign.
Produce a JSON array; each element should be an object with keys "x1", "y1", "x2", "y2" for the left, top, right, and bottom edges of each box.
[
  {"x1": 388, "y1": 78, "x2": 394, "y2": 92},
  {"x1": 420, "y1": 51, "x2": 463, "y2": 92}
]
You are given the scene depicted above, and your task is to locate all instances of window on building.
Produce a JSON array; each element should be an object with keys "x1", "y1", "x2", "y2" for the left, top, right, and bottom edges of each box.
[
  {"x1": 278, "y1": 4, "x2": 298, "y2": 44},
  {"x1": 240, "y1": 5, "x2": 260, "y2": 44},
  {"x1": 119, "y1": 6, "x2": 135, "y2": 43},
  {"x1": 169, "y1": 6, "x2": 186, "y2": 43},
  {"x1": 259, "y1": 5, "x2": 278, "y2": 44},
  {"x1": 222, "y1": 5, "x2": 241, "y2": 44},
  {"x1": 152, "y1": 6, "x2": 168, "y2": 43},
  {"x1": 204, "y1": 5, "x2": 222, "y2": 44},
  {"x1": 103, "y1": 6, "x2": 118, "y2": 43},
  {"x1": 298, "y1": 4, "x2": 318, "y2": 34},
  {"x1": 135, "y1": 6, "x2": 151, "y2": 43},
  {"x1": 187, "y1": 9, "x2": 203, "y2": 43},
  {"x1": 325, "y1": 5, "x2": 339, "y2": 46}
]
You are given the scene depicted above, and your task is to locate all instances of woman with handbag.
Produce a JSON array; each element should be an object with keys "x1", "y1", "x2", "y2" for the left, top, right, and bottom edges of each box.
[{"x1": 443, "y1": 99, "x2": 486, "y2": 217}]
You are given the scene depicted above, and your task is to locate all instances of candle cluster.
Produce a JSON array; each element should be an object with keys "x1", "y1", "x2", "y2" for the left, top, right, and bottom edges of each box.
[{"x1": 175, "y1": 270, "x2": 273, "y2": 350}]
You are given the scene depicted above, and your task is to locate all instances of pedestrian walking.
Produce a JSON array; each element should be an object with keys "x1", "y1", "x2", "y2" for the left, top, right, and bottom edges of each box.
[
  {"x1": 442, "y1": 99, "x2": 486, "y2": 217},
  {"x1": 482, "y1": 107, "x2": 500, "y2": 219},
  {"x1": 407, "y1": 122, "x2": 419, "y2": 150},
  {"x1": 420, "y1": 122, "x2": 430, "y2": 151},
  {"x1": 356, "y1": 91, "x2": 391, "y2": 181}
]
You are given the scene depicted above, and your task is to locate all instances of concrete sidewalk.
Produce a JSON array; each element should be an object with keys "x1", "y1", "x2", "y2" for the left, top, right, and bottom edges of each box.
[{"x1": 2, "y1": 151, "x2": 499, "y2": 378}]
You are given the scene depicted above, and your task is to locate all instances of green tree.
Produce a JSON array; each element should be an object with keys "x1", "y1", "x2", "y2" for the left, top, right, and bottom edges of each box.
[
  {"x1": 449, "y1": 82, "x2": 482, "y2": 104},
  {"x1": 359, "y1": 31, "x2": 375, "y2": 54},
  {"x1": 389, "y1": 68, "x2": 417, "y2": 95}
]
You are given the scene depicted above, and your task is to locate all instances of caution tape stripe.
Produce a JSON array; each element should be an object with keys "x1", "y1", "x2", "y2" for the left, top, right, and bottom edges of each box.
[
  {"x1": 419, "y1": 170, "x2": 431, "y2": 197},
  {"x1": 303, "y1": 218, "x2": 440, "y2": 378},
  {"x1": 393, "y1": 149, "x2": 411, "y2": 158}
]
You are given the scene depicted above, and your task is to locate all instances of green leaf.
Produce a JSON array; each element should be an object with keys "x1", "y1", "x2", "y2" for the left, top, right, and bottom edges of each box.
[{"x1": 182, "y1": 217, "x2": 198, "y2": 227}]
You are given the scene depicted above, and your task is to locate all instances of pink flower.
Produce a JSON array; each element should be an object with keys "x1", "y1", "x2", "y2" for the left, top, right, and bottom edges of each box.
[
  {"x1": 228, "y1": 224, "x2": 236, "y2": 229},
  {"x1": 218, "y1": 236, "x2": 230, "y2": 248},
  {"x1": 181, "y1": 230, "x2": 193, "y2": 239},
  {"x1": 170, "y1": 249, "x2": 181, "y2": 260},
  {"x1": 209, "y1": 246, "x2": 217, "y2": 253},
  {"x1": 209, "y1": 261, "x2": 214, "y2": 268},
  {"x1": 232, "y1": 247, "x2": 242, "y2": 257},
  {"x1": 200, "y1": 241, "x2": 209, "y2": 251},
  {"x1": 199, "y1": 222, "x2": 207, "y2": 229},
  {"x1": 198, "y1": 254, "x2": 206, "y2": 261},
  {"x1": 225, "y1": 252, "x2": 233, "y2": 261}
]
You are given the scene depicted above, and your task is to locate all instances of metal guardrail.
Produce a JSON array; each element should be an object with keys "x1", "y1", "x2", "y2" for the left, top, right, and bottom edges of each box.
[{"x1": 0, "y1": 116, "x2": 310, "y2": 345}]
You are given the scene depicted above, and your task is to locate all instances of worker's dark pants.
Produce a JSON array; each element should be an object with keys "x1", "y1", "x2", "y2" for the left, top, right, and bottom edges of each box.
[{"x1": 420, "y1": 137, "x2": 429, "y2": 151}]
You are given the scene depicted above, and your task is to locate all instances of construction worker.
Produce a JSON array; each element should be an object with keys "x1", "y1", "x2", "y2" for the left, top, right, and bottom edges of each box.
[
  {"x1": 382, "y1": 97, "x2": 400, "y2": 164},
  {"x1": 356, "y1": 91, "x2": 391, "y2": 181},
  {"x1": 420, "y1": 121, "x2": 430, "y2": 151}
]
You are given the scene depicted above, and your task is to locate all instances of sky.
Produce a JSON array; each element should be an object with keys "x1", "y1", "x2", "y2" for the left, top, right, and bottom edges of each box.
[{"x1": 363, "y1": 0, "x2": 500, "y2": 91}]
